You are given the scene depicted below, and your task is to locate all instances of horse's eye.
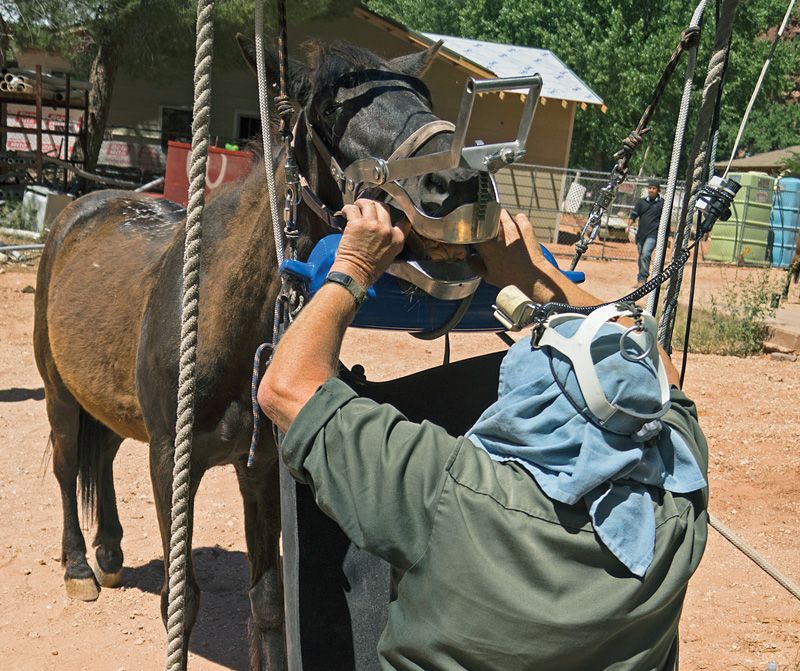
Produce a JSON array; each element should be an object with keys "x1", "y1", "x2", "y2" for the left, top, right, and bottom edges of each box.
[{"x1": 322, "y1": 103, "x2": 340, "y2": 118}]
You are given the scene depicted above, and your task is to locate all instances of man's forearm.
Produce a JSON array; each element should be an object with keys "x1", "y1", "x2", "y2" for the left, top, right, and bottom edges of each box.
[{"x1": 258, "y1": 284, "x2": 356, "y2": 432}]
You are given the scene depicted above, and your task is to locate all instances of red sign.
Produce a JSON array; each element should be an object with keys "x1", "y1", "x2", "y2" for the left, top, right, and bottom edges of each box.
[{"x1": 162, "y1": 141, "x2": 254, "y2": 207}]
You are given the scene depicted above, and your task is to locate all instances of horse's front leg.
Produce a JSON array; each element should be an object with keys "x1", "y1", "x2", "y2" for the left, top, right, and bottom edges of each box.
[
  {"x1": 235, "y1": 453, "x2": 285, "y2": 671},
  {"x1": 150, "y1": 435, "x2": 203, "y2": 668}
]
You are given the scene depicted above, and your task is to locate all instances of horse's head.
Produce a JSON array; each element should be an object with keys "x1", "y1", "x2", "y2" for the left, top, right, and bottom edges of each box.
[{"x1": 237, "y1": 36, "x2": 491, "y2": 262}]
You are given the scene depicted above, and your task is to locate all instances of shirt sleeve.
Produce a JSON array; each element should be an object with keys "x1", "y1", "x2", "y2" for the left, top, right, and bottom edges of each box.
[
  {"x1": 280, "y1": 377, "x2": 462, "y2": 570},
  {"x1": 630, "y1": 200, "x2": 641, "y2": 221},
  {"x1": 663, "y1": 386, "x2": 709, "y2": 502}
]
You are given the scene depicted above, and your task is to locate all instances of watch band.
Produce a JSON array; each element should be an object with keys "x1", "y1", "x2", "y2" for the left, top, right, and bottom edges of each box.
[{"x1": 324, "y1": 270, "x2": 367, "y2": 307}]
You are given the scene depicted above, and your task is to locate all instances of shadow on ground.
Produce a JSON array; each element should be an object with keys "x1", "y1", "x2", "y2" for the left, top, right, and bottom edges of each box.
[
  {"x1": 125, "y1": 546, "x2": 250, "y2": 670},
  {"x1": 0, "y1": 387, "x2": 45, "y2": 402}
]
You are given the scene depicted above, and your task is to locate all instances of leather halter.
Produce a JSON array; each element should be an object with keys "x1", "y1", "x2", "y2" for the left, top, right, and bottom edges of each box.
[{"x1": 299, "y1": 116, "x2": 457, "y2": 230}]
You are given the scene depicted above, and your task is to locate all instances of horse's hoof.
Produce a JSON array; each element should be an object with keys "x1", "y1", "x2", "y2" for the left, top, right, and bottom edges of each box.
[
  {"x1": 65, "y1": 576, "x2": 100, "y2": 601},
  {"x1": 92, "y1": 559, "x2": 123, "y2": 588}
]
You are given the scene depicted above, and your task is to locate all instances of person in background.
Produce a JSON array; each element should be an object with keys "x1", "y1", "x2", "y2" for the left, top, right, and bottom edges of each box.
[{"x1": 628, "y1": 178, "x2": 664, "y2": 286}]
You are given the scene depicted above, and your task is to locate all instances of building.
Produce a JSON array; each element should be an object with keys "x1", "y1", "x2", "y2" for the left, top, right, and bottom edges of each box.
[{"x1": 9, "y1": 6, "x2": 604, "y2": 239}]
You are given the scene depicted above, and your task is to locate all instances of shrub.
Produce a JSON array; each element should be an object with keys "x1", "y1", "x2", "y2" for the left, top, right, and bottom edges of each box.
[
  {"x1": 0, "y1": 202, "x2": 38, "y2": 231},
  {"x1": 672, "y1": 271, "x2": 778, "y2": 357}
]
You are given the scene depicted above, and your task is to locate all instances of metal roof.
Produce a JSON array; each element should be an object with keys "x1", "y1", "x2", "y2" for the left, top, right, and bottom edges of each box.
[
  {"x1": 714, "y1": 145, "x2": 800, "y2": 173},
  {"x1": 421, "y1": 32, "x2": 604, "y2": 106}
]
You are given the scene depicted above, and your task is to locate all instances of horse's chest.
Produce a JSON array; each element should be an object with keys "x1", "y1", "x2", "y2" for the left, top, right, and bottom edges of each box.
[{"x1": 193, "y1": 398, "x2": 258, "y2": 467}]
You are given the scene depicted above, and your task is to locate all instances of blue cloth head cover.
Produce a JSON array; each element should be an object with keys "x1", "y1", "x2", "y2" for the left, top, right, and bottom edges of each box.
[{"x1": 466, "y1": 308, "x2": 706, "y2": 577}]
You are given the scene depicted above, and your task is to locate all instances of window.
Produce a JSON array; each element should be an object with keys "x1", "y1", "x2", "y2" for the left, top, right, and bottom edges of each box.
[
  {"x1": 160, "y1": 107, "x2": 192, "y2": 149},
  {"x1": 236, "y1": 113, "x2": 261, "y2": 145}
]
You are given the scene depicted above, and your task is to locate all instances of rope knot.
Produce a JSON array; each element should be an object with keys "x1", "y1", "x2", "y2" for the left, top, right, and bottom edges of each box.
[
  {"x1": 680, "y1": 26, "x2": 701, "y2": 49},
  {"x1": 613, "y1": 128, "x2": 650, "y2": 161},
  {"x1": 274, "y1": 94, "x2": 294, "y2": 121}
]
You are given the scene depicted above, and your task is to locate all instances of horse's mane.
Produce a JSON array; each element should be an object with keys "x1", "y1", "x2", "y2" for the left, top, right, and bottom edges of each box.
[{"x1": 304, "y1": 40, "x2": 390, "y2": 96}]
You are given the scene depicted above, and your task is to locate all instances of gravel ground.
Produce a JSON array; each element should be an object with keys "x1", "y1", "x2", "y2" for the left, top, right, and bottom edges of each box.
[{"x1": 1, "y1": 257, "x2": 798, "y2": 670}]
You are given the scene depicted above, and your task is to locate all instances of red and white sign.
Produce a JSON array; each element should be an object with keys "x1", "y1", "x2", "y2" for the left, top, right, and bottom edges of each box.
[
  {"x1": 5, "y1": 103, "x2": 83, "y2": 158},
  {"x1": 97, "y1": 140, "x2": 166, "y2": 172}
]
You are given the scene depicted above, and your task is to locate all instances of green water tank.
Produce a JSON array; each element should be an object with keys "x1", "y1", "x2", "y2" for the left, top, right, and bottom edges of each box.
[{"x1": 706, "y1": 171, "x2": 775, "y2": 265}]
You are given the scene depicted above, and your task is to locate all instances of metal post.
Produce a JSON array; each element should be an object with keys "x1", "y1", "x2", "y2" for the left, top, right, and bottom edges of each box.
[
  {"x1": 63, "y1": 74, "x2": 71, "y2": 191},
  {"x1": 35, "y1": 65, "x2": 42, "y2": 184}
]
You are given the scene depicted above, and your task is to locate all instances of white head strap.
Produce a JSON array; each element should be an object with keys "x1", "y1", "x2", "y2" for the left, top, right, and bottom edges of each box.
[{"x1": 535, "y1": 303, "x2": 670, "y2": 435}]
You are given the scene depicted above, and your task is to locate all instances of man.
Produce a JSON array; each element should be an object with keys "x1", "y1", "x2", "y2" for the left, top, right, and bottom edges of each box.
[
  {"x1": 628, "y1": 179, "x2": 665, "y2": 286},
  {"x1": 258, "y1": 201, "x2": 708, "y2": 670}
]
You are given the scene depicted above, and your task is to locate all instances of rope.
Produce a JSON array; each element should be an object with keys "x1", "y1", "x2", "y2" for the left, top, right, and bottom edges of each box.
[
  {"x1": 658, "y1": 0, "x2": 739, "y2": 350},
  {"x1": 166, "y1": 1, "x2": 214, "y2": 670},
  {"x1": 255, "y1": 0, "x2": 285, "y2": 272},
  {"x1": 709, "y1": 513, "x2": 800, "y2": 602},
  {"x1": 569, "y1": 23, "x2": 702, "y2": 270},
  {"x1": 646, "y1": 0, "x2": 707, "y2": 315},
  {"x1": 723, "y1": 0, "x2": 797, "y2": 176}
]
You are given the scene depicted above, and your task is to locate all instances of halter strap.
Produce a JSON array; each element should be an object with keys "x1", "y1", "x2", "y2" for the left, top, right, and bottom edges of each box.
[{"x1": 387, "y1": 119, "x2": 455, "y2": 162}]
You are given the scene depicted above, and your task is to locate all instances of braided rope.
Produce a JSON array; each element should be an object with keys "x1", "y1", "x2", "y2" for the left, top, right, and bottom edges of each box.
[
  {"x1": 255, "y1": 0, "x2": 285, "y2": 272},
  {"x1": 166, "y1": 1, "x2": 214, "y2": 669},
  {"x1": 646, "y1": 0, "x2": 707, "y2": 315},
  {"x1": 723, "y1": 0, "x2": 797, "y2": 176},
  {"x1": 658, "y1": 1, "x2": 739, "y2": 348},
  {"x1": 569, "y1": 23, "x2": 701, "y2": 271},
  {"x1": 709, "y1": 513, "x2": 800, "y2": 602}
]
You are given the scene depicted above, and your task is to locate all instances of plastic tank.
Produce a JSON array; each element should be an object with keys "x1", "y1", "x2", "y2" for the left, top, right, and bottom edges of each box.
[
  {"x1": 706, "y1": 172, "x2": 775, "y2": 265},
  {"x1": 770, "y1": 176, "x2": 800, "y2": 268}
]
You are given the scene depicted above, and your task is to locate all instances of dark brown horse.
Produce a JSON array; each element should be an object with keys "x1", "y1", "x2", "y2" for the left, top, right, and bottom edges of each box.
[{"x1": 33, "y1": 36, "x2": 485, "y2": 668}]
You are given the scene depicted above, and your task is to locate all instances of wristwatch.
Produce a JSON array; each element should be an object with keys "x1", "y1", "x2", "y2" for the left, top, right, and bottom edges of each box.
[{"x1": 324, "y1": 270, "x2": 367, "y2": 308}]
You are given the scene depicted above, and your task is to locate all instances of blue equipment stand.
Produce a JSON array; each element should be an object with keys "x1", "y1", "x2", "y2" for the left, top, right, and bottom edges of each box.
[{"x1": 282, "y1": 235, "x2": 584, "y2": 334}]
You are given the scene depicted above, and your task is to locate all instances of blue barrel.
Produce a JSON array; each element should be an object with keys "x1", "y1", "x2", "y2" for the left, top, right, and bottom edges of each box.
[{"x1": 770, "y1": 176, "x2": 800, "y2": 268}]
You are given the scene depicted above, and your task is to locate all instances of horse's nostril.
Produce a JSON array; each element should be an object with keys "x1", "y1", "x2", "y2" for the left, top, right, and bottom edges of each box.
[{"x1": 421, "y1": 173, "x2": 449, "y2": 196}]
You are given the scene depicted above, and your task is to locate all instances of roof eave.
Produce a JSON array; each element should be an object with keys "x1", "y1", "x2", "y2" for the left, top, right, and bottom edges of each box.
[{"x1": 355, "y1": 6, "x2": 605, "y2": 107}]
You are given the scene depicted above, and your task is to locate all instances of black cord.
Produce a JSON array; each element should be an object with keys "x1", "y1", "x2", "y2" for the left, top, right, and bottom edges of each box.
[
  {"x1": 539, "y1": 242, "x2": 694, "y2": 318},
  {"x1": 679, "y1": 213, "x2": 704, "y2": 388},
  {"x1": 411, "y1": 293, "x2": 475, "y2": 341}
]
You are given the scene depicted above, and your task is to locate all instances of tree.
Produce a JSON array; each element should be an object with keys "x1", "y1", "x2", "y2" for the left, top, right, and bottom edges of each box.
[
  {"x1": 368, "y1": 0, "x2": 799, "y2": 174},
  {"x1": 0, "y1": 0, "x2": 356, "y2": 172}
]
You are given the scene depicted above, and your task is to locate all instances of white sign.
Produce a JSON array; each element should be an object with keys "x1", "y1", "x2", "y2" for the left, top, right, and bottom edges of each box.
[{"x1": 5, "y1": 103, "x2": 84, "y2": 158}]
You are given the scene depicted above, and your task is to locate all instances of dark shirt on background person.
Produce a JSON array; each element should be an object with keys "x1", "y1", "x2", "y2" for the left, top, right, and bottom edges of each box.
[{"x1": 629, "y1": 183, "x2": 664, "y2": 243}]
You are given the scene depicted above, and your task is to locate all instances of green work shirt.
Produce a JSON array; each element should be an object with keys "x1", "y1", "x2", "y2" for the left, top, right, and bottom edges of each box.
[{"x1": 282, "y1": 378, "x2": 708, "y2": 671}]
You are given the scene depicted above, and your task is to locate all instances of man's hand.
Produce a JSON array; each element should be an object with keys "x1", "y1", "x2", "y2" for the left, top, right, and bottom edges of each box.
[
  {"x1": 474, "y1": 209, "x2": 548, "y2": 289},
  {"x1": 258, "y1": 199, "x2": 409, "y2": 432},
  {"x1": 331, "y1": 199, "x2": 411, "y2": 288}
]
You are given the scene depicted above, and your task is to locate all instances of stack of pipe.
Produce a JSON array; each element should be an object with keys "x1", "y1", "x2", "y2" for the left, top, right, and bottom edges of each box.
[
  {"x1": 0, "y1": 73, "x2": 33, "y2": 94},
  {"x1": 0, "y1": 68, "x2": 89, "y2": 101}
]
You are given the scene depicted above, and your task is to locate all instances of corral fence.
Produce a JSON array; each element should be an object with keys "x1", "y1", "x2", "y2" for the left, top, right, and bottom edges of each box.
[
  {"x1": 496, "y1": 163, "x2": 800, "y2": 269},
  {"x1": 495, "y1": 163, "x2": 685, "y2": 262}
]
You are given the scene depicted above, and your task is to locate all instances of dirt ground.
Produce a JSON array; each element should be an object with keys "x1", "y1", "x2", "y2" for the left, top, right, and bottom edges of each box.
[{"x1": 1, "y1": 254, "x2": 798, "y2": 670}]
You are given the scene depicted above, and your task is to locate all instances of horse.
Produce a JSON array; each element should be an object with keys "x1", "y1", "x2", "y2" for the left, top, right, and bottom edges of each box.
[{"x1": 33, "y1": 35, "x2": 486, "y2": 669}]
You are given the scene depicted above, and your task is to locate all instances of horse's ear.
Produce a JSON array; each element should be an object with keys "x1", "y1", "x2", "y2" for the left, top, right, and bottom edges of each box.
[
  {"x1": 235, "y1": 33, "x2": 310, "y2": 105},
  {"x1": 388, "y1": 40, "x2": 443, "y2": 78}
]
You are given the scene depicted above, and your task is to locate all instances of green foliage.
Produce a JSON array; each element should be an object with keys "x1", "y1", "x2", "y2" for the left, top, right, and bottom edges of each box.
[
  {"x1": 672, "y1": 270, "x2": 778, "y2": 356},
  {"x1": 0, "y1": 200, "x2": 37, "y2": 231},
  {"x1": 778, "y1": 150, "x2": 800, "y2": 175},
  {"x1": 0, "y1": 1, "x2": 195, "y2": 76},
  {"x1": 367, "y1": 0, "x2": 799, "y2": 173},
  {"x1": 0, "y1": 1, "x2": 358, "y2": 77}
]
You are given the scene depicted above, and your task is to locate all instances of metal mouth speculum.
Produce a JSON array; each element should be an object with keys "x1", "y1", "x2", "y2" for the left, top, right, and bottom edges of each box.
[{"x1": 337, "y1": 74, "x2": 543, "y2": 299}]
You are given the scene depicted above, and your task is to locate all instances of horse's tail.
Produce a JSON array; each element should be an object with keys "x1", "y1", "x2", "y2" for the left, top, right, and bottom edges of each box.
[{"x1": 78, "y1": 406, "x2": 106, "y2": 520}]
